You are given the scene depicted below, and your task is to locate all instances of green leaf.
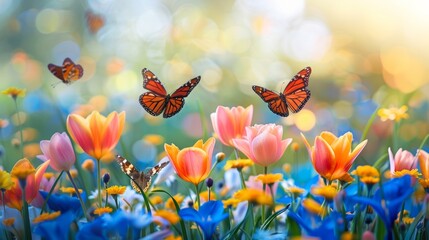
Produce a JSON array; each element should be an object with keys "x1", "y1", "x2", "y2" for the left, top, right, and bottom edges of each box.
[
  {"x1": 152, "y1": 189, "x2": 188, "y2": 240},
  {"x1": 261, "y1": 204, "x2": 290, "y2": 230}
]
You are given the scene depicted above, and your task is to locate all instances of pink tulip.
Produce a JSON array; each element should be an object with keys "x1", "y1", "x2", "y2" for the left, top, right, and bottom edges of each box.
[
  {"x1": 232, "y1": 124, "x2": 292, "y2": 166},
  {"x1": 388, "y1": 147, "x2": 417, "y2": 174},
  {"x1": 211, "y1": 105, "x2": 253, "y2": 147},
  {"x1": 38, "y1": 132, "x2": 75, "y2": 172}
]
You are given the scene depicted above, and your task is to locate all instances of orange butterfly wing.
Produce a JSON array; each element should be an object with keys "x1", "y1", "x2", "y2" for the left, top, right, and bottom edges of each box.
[
  {"x1": 139, "y1": 69, "x2": 200, "y2": 118},
  {"x1": 139, "y1": 69, "x2": 168, "y2": 116},
  {"x1": 283, "y1": 67, "x2": 311, "y2": 113},
  {"x1": 47, "y1": 58, "x2": 83, "y2": 84},
  {"x1": 252, "y1": 86, "x2": 290, "y2": 117},
  {"x1": 164, "y1": 76, "x2": 201, "y2": 118},
  {"x1": 252, "y1": 67, "x2": 311, "y2": 117}
]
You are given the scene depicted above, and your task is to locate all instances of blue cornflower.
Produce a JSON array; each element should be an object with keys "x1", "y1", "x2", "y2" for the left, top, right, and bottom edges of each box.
[
  {"x1": 76, "y1": 210, "x2": 153, "y2": 240},
  {"x1": 40, "y1": 191, "x2": 83, "y2": 217},
  {"x1": 349, "y1": 175, "x2": 414, "y2": 239},
  {"x1": 179, "y1": 200, "x2": 229, "y2": 240},
  {"x1": 33, "y1": 211, "x2": 75, "y2": 240},
  {"x1": 287, "y1": 211, "x2": 340, "y2": 240}
]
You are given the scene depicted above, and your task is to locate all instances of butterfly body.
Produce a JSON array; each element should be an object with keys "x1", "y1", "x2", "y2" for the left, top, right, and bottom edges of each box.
[
  {"x1": 252, "y1": 67, "x2": 311, "y2": 117},
  {"x1": 116, "y1": 155, "x2": 169, "y2": 192},
  {"x1": 47, "y1": 58, "x2": 83, "y2": 85},
  {"x1": 139, "y1": 68, "x2": 200, "y2": 118}
]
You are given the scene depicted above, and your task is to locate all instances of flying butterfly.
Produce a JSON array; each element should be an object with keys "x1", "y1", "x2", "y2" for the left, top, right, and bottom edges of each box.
[
  {"x1": 47, "y1": 58, "x2": 84, "y2": 86},
  {"x1": 116, "y1": 155, "x2": 169, "y2": 193},
  {"x1": 139, "y1": 68, "x2": 201, "y2": 118},
  {"x1": 252, "y1": 67, "x2": 311, "y2": 117}
]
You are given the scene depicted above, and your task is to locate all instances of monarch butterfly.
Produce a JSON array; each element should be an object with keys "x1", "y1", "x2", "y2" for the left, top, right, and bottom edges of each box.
[
  {"x1": 252, "y1": 67, "x2": 311, "y2": 117},
  {"x1": 139, "y1": 68, "x2": 201, "y2": 118},
  {"x1": 47, "y1": 58, "x2": 84, "y2": 86},
  {"x1": 116, "y1": 155, "x2": 169, "y2": 192}
]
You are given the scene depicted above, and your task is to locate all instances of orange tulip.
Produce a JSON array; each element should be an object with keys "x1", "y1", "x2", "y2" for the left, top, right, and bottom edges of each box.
[
  {"x1": 301, "y1": 131, "x2": 367, "y2": 181},
  {"x1": 66, "y1": 111, "x2": 125, "y2": 162},
  {"x1": 164, "y1": 137, "x2": 215, "y2": 185},
  {"x1": 3, "y1": 158, "x2": 50, "y2": 210}
]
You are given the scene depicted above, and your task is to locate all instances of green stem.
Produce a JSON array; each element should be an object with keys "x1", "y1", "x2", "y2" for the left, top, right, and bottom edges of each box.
[
  {"x1": 20, "y1": 180, "x2": 31, "y2": 240},
  {"x1": 66, "y1": 171, "x2": 90, "y2": 221},
  {"x1": 113, "y1": 195, "x2": 119, "y2": 209},
  {"x1": 97, "y1": 159, "x2": 101, "y2": 207},
  {"x1": 418, "y1": 134, "x2": 429, "y2": 150},
  {"x1": 238, "y1": 169, "x2": 247, "y2": 189},
  {"x1": 393, "y1": 121, "x2": 399, "y2": 151},
  {"x1": 40, "y1": 171, "x2": 64, "y2": 214},
  {"x1": 104, "y1": 186, "x2": 108, "y2": 208},
  {"x1": 261, "y1": 167, "x2": 267, "y2": 224},
  {"x1": 194, "y1": 184, "x2": 201, "y2": 208},
  {"x1": 360, "y1": 107, "x2": 379, "y2": 143},
  {"x1": 13, "y1": 99, "x2": 24, "y2": 158}
]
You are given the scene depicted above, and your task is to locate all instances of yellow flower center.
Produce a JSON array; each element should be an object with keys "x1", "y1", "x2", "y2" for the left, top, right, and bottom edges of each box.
[
  {"x1": 153, "y1": 210, "x2": 180, "y2": 224},
  {"x1": 311, "y1": 185, "x2": 338, "y2": 201},
  {"x1": 352, "y1": 165, "x2": 380, "y2": 185},
  {"x1": 233, "y1": 189, "x2": 273, "y2": 205},
  {"x1": 302, "y1": 198, "x2": 326, "y2": 217},
  {"x1": 94, "y1": 207, "x2": 113, "y2": 215},
  {"x1": 33, "y1": 211, "x2": 61, "y2": 223},
  {"x1": 106, "y1": 185, "x2": 126, "y2": 195},
  {"x1": 60, "y1": 187, "x2": 83, "y2": 194},
  {"x1": 392, "y1": 169, "x2": 420, "y2": 178},
  {"x1": 165, "y1": 194, "x2": 184, "y2": 210},
  {"x1": 150, "y1": 195, "x2": 163, "y2": 205},
  {"x1": 255, "y1": 173, "x2": 283, "y2": 185},
  {"x1": 222, "y1": 198, "x2": 241, "y2": 208},
  {"x1": 224, "y1": 159, "x2": 254, "y2": 170},
  {"x1": 0, "y1": 170, "x2": 14, "y2": 190},
  {"x1": 1, "y1": 87, "x2": 26, "y2": 99}
]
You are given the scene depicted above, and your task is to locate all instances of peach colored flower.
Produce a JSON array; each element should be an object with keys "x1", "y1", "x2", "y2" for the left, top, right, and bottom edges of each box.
[
  {"x1": 301, "y1": 131, "x2": 367, "y2": 181},
  {"x1": 164, "y1": 138, "x2": 215, "y2": 185},
  {"x1": 67, "y1": 111, "x2": 125, "y2": 162},
  {"x1": 233, "y1": 124, "x2": 292, "y2": 167},
  {"x1": 211, "y1": 105, "x2": 253, "y2": 147}
]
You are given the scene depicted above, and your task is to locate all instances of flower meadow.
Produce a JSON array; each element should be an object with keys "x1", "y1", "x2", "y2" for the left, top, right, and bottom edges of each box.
[{"x1": 0, "y1": 85, "x2": 428, "y2": 240}]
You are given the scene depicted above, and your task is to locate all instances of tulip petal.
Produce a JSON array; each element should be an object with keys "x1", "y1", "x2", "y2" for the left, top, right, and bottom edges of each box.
[
  {"x1": 313, "y1": 137, "x2": 336, "y2": 180},
  {"x1": 67, "y1": 114, "x2": 95, "y2": 156},
  {"x1": 388, "y1": 147, "x2": 395, "y2": 174},
  {"x1": 320, "y1": 131, "x2": 337, "y2": 145},
  {"x1": 347, "y1": 139, "x2": 368, "y2": 168},
  {"x1": 300, "y1": 133, "x2": 313, "y2": 160},
  {"x1": 250, "y1": 132, "x2": 277, "y2": 166},
  {"x1": 232, "y1": 138, "x2": 253, "y2": 160},
  {"x1": 164, "y1": 143, "x2": 180, "y2": 167},
  {"x1": 177, "y1": 148, "x2": 208, "y2": 184}
]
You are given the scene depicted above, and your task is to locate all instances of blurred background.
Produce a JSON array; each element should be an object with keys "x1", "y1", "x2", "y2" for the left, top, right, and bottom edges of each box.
[{"x1": 0, "y1": 0, "x2": 428, "y2": 171}]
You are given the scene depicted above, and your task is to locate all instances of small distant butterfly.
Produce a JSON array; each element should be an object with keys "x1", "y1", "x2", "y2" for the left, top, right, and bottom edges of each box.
[
  {"x1": 116, "y1": 155, "x2": 169, "y2": 192},
  {"x1": 47, "y1": 58, "x2": 84, "y2": 86},
  {"x1": 252, "y1": 67, "x2": 312, "y2": 117},
  {"x1": 139, "y1": 68, "x2": 201, "y2": 118},
  {"x1": 85, "y1": 11, "x2": 105, "y2": 34}
]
